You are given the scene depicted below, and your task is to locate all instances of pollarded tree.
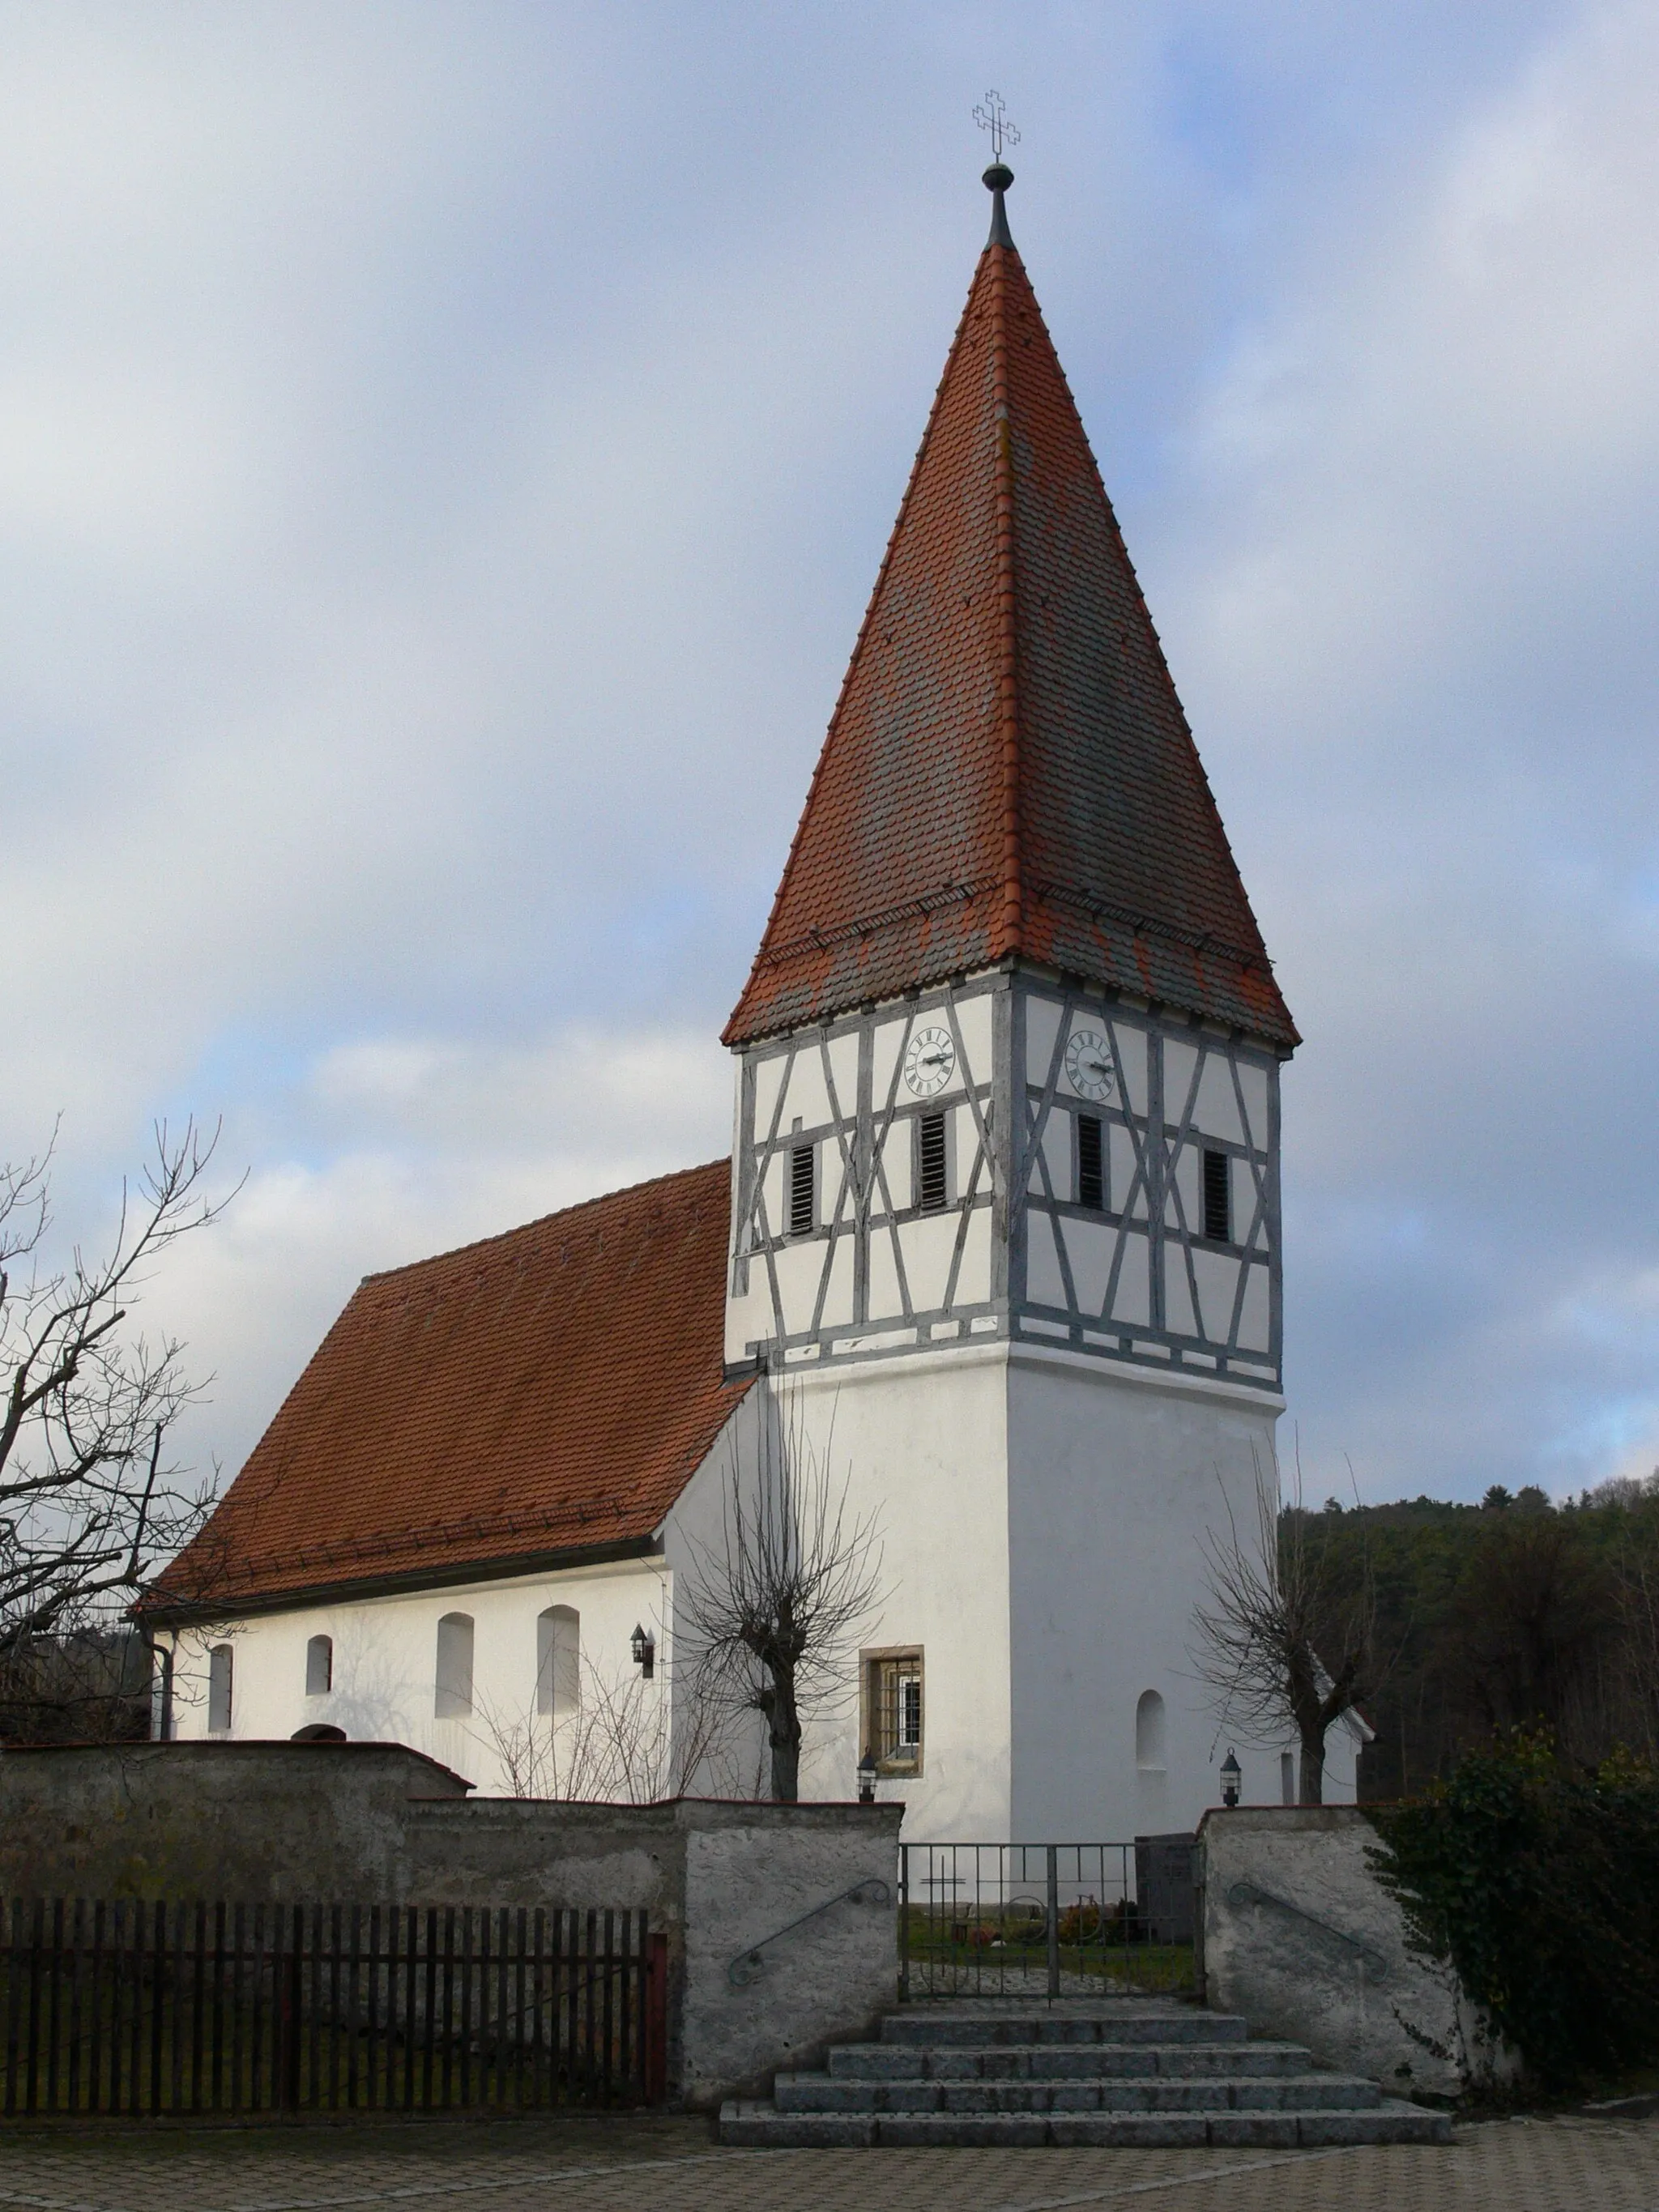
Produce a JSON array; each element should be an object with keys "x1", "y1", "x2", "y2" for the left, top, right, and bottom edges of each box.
[
  {"x1": 0, "y1": 1121, "x2": 231, "y2": 1721},
  {"x1": 676, "y1": 1383, "x2": 884, "y2": 1802},
  {"x1": 1191, "y1": 1447, "x2": 1381, "y2": 1805}
]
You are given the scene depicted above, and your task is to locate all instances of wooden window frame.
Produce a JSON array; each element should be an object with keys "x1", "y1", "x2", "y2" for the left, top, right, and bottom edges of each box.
[{"x1": 860, "y1": 1644, "x2": 924, "y2": 1777}]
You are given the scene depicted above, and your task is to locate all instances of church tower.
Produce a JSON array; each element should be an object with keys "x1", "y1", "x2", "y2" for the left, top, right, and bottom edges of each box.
[{"x1": 720, "y1": 161, "x2": 1302, "y2": 1838}]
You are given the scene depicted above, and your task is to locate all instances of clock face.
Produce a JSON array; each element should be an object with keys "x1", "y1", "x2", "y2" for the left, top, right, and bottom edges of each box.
[
  {"x1": 1065, "y1": 1027, "x2": 1115, "y2": 1102},
  {"x1": 903, "y1": 1025, "x2": 957, "y2": 1097}
]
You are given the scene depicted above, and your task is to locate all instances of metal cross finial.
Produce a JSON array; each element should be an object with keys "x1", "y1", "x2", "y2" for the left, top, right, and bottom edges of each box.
[{"x1": 974, "y1": 90, "x2": 1019, "y2": 164}]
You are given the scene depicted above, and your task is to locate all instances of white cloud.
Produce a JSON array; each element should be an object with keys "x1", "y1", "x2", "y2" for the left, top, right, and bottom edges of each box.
[
  {"x1": 1151, "y1": 0, "x2": 1659, "y2": 1495},
  {"x1": 156, "y1": 1020, "x2": 732, "y2": 1487}
]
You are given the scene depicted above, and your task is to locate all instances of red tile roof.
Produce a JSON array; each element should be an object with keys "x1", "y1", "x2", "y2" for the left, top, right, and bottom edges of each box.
[
  {"x1": 725, "y1": 210, "x2": 1296, "y2": 1051},
  {"x1": 150, "y1": 1161, "x2": 750, "y2": 1613}
]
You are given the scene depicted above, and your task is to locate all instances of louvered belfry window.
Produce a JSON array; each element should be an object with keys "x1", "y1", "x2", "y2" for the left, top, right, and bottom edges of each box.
[
  {"x1": 789, "y1": 1142, "x2": 816, "y2": 1237},
  {"x1": 917, "y1": 1113, "x2": 948, "y2": 1212},
  {"x1": 1077, "y1": 1115, "x2": 1104, "y2": 1210},
  {"x1": 1202, "y1": 1149, "x2": 1231, "y2": 1243}
]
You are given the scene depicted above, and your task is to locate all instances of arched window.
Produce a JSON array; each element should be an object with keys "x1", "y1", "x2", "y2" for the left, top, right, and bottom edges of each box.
[
  {"x1": 1135, "y1": 1689, "x2": 1166, "y2": 1772},
  {"x1": 305, "y1": 1634, "x2": 333, "y2": 1696},
  {"x1": 536, "y1": 1605, "x2": 581, "y2": 1719},
  {"x1": 434, "y1": 1613, "x2": 474, "y2": 1718},
  {"x1": 207, "y1": 1644, "x2": 234, "y2": 1733}
]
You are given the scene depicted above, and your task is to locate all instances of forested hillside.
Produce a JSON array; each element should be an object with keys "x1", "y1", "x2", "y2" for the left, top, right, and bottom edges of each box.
[{"x1": 1294, "y1": 1477, "x2": 1659, "y2": 1798}]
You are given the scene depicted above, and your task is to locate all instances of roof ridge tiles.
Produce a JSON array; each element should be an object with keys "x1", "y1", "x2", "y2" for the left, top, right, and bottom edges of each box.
[
  {"x1": 987, "y1": 237, "x2": 1024, "y2": 961},
  {"x1": 356, "y1": 1156, "x2": 730, "y2": 1285}
]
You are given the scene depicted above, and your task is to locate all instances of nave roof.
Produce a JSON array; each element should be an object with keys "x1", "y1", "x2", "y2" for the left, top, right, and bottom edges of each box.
[{"x1": 151, "y1": 1158, "x2": 748, "y2": 1615}]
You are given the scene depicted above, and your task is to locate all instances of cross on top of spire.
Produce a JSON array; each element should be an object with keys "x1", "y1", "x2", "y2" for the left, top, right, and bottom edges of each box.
[{"x1": 974, "y1": 89, "x2": 1018, "y2": 164}]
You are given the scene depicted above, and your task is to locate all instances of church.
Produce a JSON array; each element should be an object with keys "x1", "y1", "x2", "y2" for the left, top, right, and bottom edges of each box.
[{"x1": 150, "y1": 161, "x2": 1361, "y2": 1835}]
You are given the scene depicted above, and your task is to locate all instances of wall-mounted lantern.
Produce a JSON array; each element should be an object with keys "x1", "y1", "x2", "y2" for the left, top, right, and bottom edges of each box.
[
  {"x1": 857, "y1": 1749, "x2": 877, "y2": 1805},
  {"x1": 630, "y1": 1624, "x2": 655, "y2": 1681},
  {"x1": 1220, "y1": 1749, "x2": 1242, "y2": 1809}
]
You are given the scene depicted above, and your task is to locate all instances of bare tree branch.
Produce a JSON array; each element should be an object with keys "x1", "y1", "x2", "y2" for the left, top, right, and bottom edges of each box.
[
  {"x1": 1189, "y1": 1442, "x2": 1382, "y2": 1803},
  {"x1": 471, "y1": 1642, "x2": 737, "y2": 1804},
  {"x1": 676, "y1": 1380, "x2": 884, "y2": 1801},
  {"x1": 0, "y1": 1120, "x2": 237, "y2": 1729}
]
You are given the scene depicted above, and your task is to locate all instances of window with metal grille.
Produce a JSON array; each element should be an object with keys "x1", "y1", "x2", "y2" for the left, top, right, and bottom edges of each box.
[
  {"x1": 789, "y1": 1142, "x2": 816, "y2": 1236},
  {"x1": 1202, "y1": 1149, "x2": 1230, "y2": 1243},
  {"x1": 1077, "y1": 1114, "x2": 1104, "y2": 1209},
  {"x1": 863, "y1": 1648, "x2": 923, "y2": 1773},
  {"x1": 917, "y1": 1112, "x2": 948, "y2": 1211},
  {"x1": 305, "y1": 1634, "x2": 332, "y2": 1696}
]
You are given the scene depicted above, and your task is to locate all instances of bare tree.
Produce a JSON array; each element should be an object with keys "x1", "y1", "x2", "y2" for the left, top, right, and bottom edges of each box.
[
  {"x1": 0, "y1": 1626, "x2": 152, "y2": 1743},
  {"x1": 676, "y1": 1383, "x2": 884, "y2": 1802},
  {"x1": 1190, "y1": 1447, "x2": 1380, "y2": 1804},
  {"x1": 0, "y1": 1121, "x2": 232, "y2": 1724},
  {"x1": 474, "y1": 1643, "x2": 740, "y2": 1804}
]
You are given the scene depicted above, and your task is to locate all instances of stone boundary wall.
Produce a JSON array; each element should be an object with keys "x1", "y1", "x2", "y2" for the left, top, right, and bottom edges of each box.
[
  {"x1": 1196, "y1": 1806, "x2": 1515, "y2": 2100},
  {"x1": 0, "y1": 1741, "x2": 903, "y2": 2107}
]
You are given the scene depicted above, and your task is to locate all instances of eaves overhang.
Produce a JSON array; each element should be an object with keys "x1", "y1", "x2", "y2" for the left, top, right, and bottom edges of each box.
[{"x1": 139, "y1": 1533, "x2": 667, "y2": 1629}]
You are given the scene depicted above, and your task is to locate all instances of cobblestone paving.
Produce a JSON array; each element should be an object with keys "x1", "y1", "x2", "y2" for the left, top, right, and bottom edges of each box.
[{"x1": 0, "y1": 2113, "x2": 1653, "y2": 2212}]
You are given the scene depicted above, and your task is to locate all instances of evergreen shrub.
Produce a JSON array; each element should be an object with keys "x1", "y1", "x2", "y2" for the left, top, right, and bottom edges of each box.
[{"x1": 1367, "y1": 1733, "x2": 1659, "y2": 2091}]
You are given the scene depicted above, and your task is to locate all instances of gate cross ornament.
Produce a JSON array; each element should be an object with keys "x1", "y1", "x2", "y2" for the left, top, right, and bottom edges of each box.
[{"x1": 974, "y1": 90, "x2": 1019, "y2": 164}]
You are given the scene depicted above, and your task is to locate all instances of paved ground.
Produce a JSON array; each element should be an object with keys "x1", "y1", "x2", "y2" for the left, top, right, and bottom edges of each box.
[{"x1": 0, "y1": 2112, "x2": 1656, "y2": 2212}]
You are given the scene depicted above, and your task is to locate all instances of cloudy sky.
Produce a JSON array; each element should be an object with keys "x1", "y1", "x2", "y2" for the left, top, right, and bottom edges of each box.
[{"x1": 5, "y1": 1, "x2": 1658, "y2": 1507}]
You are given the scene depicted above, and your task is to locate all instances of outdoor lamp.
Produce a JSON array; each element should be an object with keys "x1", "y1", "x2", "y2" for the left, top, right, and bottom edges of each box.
[
  {"x1": 857, "y1": 1749, "x2": 877, "y2": 1805},
  {"x1": 630, "y1": 1624, "x2": 655, "y2": 1681},
  {"x1": 1220, "y1": 1750, "x2": 1241, "y2": 1809}
]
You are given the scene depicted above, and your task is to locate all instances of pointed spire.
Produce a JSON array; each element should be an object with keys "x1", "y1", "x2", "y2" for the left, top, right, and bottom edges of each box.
[{"x1": 724, "y1": 185, "x2": 1296, "y2": 1053}]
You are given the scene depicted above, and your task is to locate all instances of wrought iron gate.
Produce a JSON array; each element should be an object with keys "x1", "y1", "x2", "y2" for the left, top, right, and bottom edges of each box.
[
  {"x1": 1, "y1": 1899, "x2": 666, "y2": 2116},
  {"x1": 898, "y1": 1842, "x2": 1196, "y2": 2000}
]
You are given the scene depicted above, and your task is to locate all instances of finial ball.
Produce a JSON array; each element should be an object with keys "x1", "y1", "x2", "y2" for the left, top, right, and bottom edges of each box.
[{"x1": 983, "y1": 163, "x2": 1014, "y2": 193}]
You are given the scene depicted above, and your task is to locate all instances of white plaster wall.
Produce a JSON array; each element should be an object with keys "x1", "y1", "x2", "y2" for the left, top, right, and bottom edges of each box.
[
  {"x1": 1004, "y1": 1345, "x2": 1287, "y2": 1840},
  {"x1": 167, "y1": 1348, "x2": 1354, "y2": 1835},
  {"x1": 703, "y1": 1348, "x2": 1015, "y2": 1836},
  {"x1": 166, "y1": 1555, "x2": 673, "y2": 1797}
]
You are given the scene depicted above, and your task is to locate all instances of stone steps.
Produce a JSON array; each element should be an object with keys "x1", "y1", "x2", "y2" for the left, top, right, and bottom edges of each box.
[
  {"x1": 828, "y1": 2039, "x2": 1312, "y2": 2079},
  {"x1": 881, "y1": 2009, "x2": 1250, "y2": 2046},
  {"x1": 719, "y1": 2006, "x2": 1453, "y2": 2150},
  {"x1": 719, "y1": 2100, "x2": 1453, "y2": 2148},
  {"x1": 776, "y1": 2073, "x2": 1387, "y2": 2113}
]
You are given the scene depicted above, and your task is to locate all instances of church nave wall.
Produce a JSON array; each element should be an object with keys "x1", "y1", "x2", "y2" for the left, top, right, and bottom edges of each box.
[{"x1": 162, "y1": 1555, "x2": 677, "y2": 1801}]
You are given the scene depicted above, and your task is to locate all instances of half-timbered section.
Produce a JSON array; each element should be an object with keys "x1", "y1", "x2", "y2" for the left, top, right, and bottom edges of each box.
[
  {"x1": 1013, "y1": 982, "x2": 1282, "y2": 1387},
  {"x1": 727, "y1": 974, "x2": 1283, "y2": 1392},
  {"x1": 725, "y1": 978, "x2": 1001, "y2": 1365}
]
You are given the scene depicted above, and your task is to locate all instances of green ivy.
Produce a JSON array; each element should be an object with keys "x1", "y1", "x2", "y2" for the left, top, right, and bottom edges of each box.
[{"x1": 1367, "y1": 1733, "x2": 1659, "y2": 2091}]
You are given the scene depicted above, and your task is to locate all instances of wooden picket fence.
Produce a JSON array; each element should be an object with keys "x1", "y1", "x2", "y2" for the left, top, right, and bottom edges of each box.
[{"x1": 1, "y1": 1898, "x2": 667, "y2": 2116}]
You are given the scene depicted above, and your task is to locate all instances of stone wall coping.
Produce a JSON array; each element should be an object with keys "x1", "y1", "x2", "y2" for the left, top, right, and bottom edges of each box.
[
  {"x1": 0, "y1": 1740, "x2": 472, "y2": 1791},
  {"x1": 1198, "y1": 1805, "x2": 1372, "y2": 1836},
  {"x1": 414, "y1": 1796, "x2": 906, "y2": 1831}
]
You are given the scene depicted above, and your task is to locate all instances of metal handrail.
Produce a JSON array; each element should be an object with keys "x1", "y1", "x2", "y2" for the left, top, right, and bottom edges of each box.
[
  {"x1": 1226, "y1": 1879, "x2": 1390, "y2": 1980},
  {"x1": 727, "y1": 1878, "x2": 892, "y2": 1987}
]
